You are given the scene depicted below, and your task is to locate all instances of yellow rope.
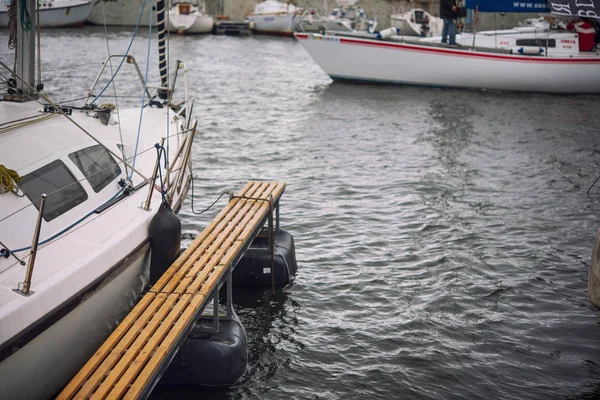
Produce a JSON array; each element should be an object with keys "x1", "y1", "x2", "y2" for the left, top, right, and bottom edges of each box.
[{"x1": 0, "y1": 164, "x2": 21, "y2": 193}]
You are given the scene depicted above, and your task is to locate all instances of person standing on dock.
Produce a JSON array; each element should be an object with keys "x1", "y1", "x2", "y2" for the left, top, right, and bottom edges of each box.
[{"x1": 440, "y1": 0, "x2": 458, "y2": 45}]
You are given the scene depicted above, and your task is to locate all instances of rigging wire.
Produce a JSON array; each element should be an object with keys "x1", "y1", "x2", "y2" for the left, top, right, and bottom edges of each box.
[
  {"x1": 128, "y1": 4, "x2": 154, "y2": 180},
  {"x1": 0, "y1": 58, "x2": 149, "y2": 182},
  {"x1": 35, "y1": 0, "x2": 41, "y2": 90},
  {"x1": 87, "y1": 0, "x2": 150, "y2": 106},
  {"x1": 0, "y1": 130, "x2": 186, "y2": 227},
  {"x1": 100, "y1": 0, "x2": 129, "y2": 179}
]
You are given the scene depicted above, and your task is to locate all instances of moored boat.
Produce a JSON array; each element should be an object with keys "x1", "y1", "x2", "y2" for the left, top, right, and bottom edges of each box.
[
  {"x1": 168, "y1": 0, "x2": 214, "y2": 33},
  {"x1": 323, "y1": 0, "x2": 376, "y2": 33},
  {"x1": 0, "y1": 0, "x2": 196, "y2": 398},
  {"x1": 246, "y1": 0, "x2": 300, "y2": 36},
  {"x1": 0, "y1": 0, "x2": 93, "y2": 28},
  {"x1": 296, "y1": 0, "x2": 600, "y2": 93},
  {"x1": 390, "y1": 8, "x2": 444, "y2": 37}
]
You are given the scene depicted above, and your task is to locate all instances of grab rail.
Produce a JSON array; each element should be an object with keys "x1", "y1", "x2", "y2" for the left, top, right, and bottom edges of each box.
[
  {"x1": 13, "y1": 193, "x2": 46, "y2": 296},
  {"x1": 86, "y1": 55, "x2": 153, "y2": 104}
]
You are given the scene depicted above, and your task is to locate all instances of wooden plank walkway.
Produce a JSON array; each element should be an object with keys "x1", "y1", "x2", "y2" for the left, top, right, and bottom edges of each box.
[{"x1": 58, "y1": 180, "x2": 286, "y2": 400}]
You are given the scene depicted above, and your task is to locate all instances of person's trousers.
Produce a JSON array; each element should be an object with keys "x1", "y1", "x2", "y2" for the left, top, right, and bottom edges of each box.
[{"x1": 442, "y1": 18, "x2": 456, "y2": 45}]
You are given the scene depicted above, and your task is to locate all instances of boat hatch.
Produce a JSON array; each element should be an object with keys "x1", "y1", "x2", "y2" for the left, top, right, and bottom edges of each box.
[
  {"x1": 69, "y1": 145, "x2": 122, "y2": 193},
  {"x1": 19, "y1": 160, "x2": 88, "y2": 222}
]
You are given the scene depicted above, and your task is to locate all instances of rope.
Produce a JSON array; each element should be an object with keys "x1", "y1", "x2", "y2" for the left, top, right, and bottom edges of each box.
[
  {"x1": 189, "y1": 173, "x2": 232, "y2": 215},
  {"x1": 0, "y1": 165, "x2": 22, "y2": 193},
  {"x1": 8, "y1": 0, "x2": 17, "y2": 50},
  {"x1": 155, "y1": 143, "x2": 167, "y2": 203},
  {"x1": 19, "y1": 0, "x2": 31, "y2": 31}
]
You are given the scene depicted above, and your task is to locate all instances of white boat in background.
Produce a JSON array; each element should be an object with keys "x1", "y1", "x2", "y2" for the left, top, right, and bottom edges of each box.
[
  {"x1": 87, "y1": 0, "x2": 156, "y2": 26},
  {"x1": 296, "y1": 0, "x2": 600, "y2": 93},
  {"x1": 246, "y1": 0, "x2": 300, "y2": 36},
  {"x1": 168, "y1": 0, "x2": 214, "y2": 34},
  {"x1": 0, "y1": 0, "x2": 196, "y2": 398},
  {"x1": 0, "y1": 0, "x2": 92, "y2": 28},
  {"x1": 295, "y1": 27, "x2": 600, "y2": 93},
  {"x1": 390, "y1": 8, "x2": 444, "y2": 37},
  {"x1": 324, "y1": 0, "x2": 376, "y2": 33},
  {"x1": 297, "y1": 6, "x2": 329, "y2": 32}
]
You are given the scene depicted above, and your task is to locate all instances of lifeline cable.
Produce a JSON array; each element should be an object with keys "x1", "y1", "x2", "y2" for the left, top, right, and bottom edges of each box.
[{"x1": 189, "y1": 173, "x2": 232, "y2": 215}]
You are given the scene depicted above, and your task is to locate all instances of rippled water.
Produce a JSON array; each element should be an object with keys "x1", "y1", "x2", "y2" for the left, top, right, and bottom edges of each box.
[{"x1": 3, "y1": 26, "x2": 600, "y2": 400}]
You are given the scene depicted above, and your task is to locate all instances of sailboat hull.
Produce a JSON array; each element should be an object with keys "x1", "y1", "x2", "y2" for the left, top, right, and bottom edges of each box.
[
  {"x1": 247, "y1": 13, "x2": 297, "y2": 36},
  {"x1": 0, "y1": 1, "x2": 93, "y2": 28},
  {"x1": 296, "y1": 32, "x2": 600, "y2": 94},
  {"x1": 0, "y1": 243, "x2": 150, "y2": 400},
  {"x1": 168, "y1": 13, "x2": 214, "y2": 33}
]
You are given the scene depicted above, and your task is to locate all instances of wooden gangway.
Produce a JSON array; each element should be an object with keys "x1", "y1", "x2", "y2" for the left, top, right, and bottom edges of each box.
[{"x1": 58, "y1": 180, "x2": 286, "y2": 400}]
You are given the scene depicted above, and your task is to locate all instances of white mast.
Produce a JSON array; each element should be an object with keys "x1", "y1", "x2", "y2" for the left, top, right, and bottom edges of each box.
[{"x1": 15, "y1": 0, "x2": 37, "y2": 98}]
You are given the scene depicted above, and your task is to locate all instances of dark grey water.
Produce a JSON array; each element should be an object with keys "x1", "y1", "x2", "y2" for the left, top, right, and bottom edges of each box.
[{"x1": 3, "y1": 26, "x2": 600, "y2": 400}]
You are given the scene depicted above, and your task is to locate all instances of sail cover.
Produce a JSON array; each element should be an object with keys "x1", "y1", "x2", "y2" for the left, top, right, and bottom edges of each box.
[
  {"x1": 549, "y1": 0, "x2": 600, "y2": 19},
  {"x1": 465, "y1": 0, "x2": 550, "y2": 12}
]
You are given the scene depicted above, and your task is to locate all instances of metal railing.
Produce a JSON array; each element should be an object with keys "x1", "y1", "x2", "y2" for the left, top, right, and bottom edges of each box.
[{"x1": 13, "y1": 193, "x2": 46, "y2": 296}]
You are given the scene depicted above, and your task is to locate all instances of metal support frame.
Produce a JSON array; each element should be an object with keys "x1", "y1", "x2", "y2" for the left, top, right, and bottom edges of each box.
[
  {"x1": 268, "y1": 194, "x2": 275, "y2": 294},
  {"x1": 175, "y1": 120, "x2": 196, "y2": 195},
  {"x1": 227, "y1": 267, "x2": 233, "y2": 318},
  {"x1": 143, "y1": 137, "x2": 165, "y2": 211},
  {"x1": 14, "y1": 193, "x2": 46, "y2": 296},
  {"x1": 275, "y1": 199, "x2": 280, "y2": 232},
  {"x1": 86, "y1": 55, "x2": 152, "y2": 104},
  {"x1": 212, "y1": 288, "x2": 219, "y2": 333}
]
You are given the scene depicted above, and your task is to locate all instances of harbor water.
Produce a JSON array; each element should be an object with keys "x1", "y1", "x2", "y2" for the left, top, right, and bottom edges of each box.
[{"x1": 3, "y1": 27, "x2": 600, "y2": 399}]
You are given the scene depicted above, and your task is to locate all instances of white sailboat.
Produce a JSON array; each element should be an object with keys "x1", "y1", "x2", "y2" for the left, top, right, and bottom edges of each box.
[
  {"x1": 246, "y1": 0, "x2": 300, "y2": 36},
  {"x1": 296, "y1": 0, "x2": 600, "y2": 93},
  {"x1": 0, "y1": 0, "x2": 93, "y2": 28},
  {"x1": 168, "y1": 0, "x2": 214, "y2": 34},
  {"x1": 390, "y1": 8, "x2": 444, "y2": 37},
  {"x1": 0, "y1": 0, "x2": 196, "y2": 398},
  {"x1": 323, "y1": 0, "x2": 376, "y2": 33}
]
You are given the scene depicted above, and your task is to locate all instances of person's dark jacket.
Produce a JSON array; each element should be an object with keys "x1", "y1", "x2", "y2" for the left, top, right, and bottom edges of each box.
[{"x1": 440, "y1": 0, "x2": 457, "y2": 19}]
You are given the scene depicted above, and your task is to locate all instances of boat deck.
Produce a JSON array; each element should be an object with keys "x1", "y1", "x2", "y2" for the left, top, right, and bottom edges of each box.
[{"x1": 58, "y1": 180, "x2": 286, "y2": 399}]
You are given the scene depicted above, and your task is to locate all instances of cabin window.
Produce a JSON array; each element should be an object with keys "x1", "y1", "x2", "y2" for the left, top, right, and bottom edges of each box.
[
  {"x1": 515, "y1": 39, "x2": 556, "y2": 48},
  {"x1": 69, "y1": 145, "x2": 122, "y2": 193},
  {"x1": 19, "y1": 160, "x2": 88, "y2": 222}
]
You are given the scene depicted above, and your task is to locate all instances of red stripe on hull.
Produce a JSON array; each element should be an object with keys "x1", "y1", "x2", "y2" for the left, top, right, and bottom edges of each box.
[
  {"x1": 254, "y1": 30, "x2": 294, "y2": 37},
  {"x1": 295, "y1": 32, "x2": 600, "y2": 64}
]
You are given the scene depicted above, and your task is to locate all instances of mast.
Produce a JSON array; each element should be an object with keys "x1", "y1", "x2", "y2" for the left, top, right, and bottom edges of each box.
[
  {"x1": 15, "y1": 0, "x2": 37, "y2": 99},
  {"x1": 156, "y1": 0, "x2": 168, "y2": 100}
]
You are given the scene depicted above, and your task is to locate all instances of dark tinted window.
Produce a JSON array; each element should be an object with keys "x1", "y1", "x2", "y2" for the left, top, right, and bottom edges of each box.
[
  {"x1": 20, "y1": 160, "x2": 88, "y2": 222},
  {"x1": 69, "y1": 145, "x2": 122, "y2": 193},
  {"x1": 515, "y1": 39, "x2": 556, "y2": 48}
]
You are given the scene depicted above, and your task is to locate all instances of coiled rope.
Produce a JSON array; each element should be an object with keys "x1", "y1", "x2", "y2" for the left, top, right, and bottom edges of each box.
[
  {"x1": 19, "y1": 0, "x2": 31, "y2": 32},
  {"x1": 0, "y1": 165, "x2": 21, "y2": 194}
]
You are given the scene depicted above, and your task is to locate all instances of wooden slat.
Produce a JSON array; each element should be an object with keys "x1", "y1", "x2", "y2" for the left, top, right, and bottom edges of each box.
[
  {"x1": 123, "y1": 294, "x2": 204, "y2": 400},
  {"x1": 59, "y1": 181, "x2": 285, "y2": 400}
]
